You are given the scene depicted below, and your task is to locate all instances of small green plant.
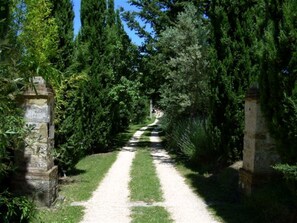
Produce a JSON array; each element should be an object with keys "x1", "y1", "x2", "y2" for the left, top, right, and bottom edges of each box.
[
  {"x1": 274, "y1": 164, "x2": 297, "y2": 181},
  {"x1": 273, "y1": 163, "x2": 297, "y2": 198}
]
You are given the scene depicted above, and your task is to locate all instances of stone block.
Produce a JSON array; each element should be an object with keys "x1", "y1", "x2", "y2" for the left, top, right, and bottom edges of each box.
[
  {"x1": 13, "y1": 166, "x2": 58, "y2": 207},
  {"x1": 244, "y1": 99, "x2": 268, "y2": 134},
  {"x1": 240, "y1": 87, "x2": 280, "y2": 196}
]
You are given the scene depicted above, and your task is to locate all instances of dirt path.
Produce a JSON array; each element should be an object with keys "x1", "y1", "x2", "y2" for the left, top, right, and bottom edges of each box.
[
  {"x1": 80, "y1": 120, "x2": 218, "y2": 223},
  {"x1": 80, "y1": 125, "x2": 149, "y2": 223},
  {"x1": 150, "y1": 127, "x2": 218, "y2": 223}
]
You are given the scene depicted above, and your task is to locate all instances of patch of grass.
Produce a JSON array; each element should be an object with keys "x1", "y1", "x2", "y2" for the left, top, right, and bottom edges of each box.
[
  {"x1": 33, "y1": 152, "x2": 118, "y2": 223},
  {"x1": 33, "y1": 206, "x2": 83, "y2": 223},
  {"x1": 129, "y1": 148, "x2": 163, "y2": 202},
  {"x1": 131, "y1": 206, "x2": 172, "y2": 223}
]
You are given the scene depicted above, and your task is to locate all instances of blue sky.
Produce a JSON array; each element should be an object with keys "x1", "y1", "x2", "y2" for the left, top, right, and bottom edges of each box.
[{"x1": 72, "y1": 0, "x2": 144, "y2": 46}]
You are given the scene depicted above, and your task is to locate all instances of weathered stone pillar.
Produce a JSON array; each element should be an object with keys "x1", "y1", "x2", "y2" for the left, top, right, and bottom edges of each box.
[
  {"x1": 239, "y1": 87, "x2": 280, "y2": 195},
  {"x1": 14, "y1": 76, "x2": 58, "y2": 207}
]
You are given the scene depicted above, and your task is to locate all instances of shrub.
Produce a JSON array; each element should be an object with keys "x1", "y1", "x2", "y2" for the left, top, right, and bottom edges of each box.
[
  {"x1": 274, "y1": 163, "x2": 297, "y2": 198},
  {"x1": 161, "y1": 116, "x2": 217, "y2": 169},
  {"x1": 54, "y1": 72, "x2": 90, "y2": 173},
  {"x1": 0, "y1": 191, "x2": 35, "y2": 223},
  {"x1": 0, "y1": 71, "x2": 36, "y2": 223}
]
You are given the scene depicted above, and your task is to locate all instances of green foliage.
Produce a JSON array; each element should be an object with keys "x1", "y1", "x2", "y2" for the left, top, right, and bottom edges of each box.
[
  {"x1": 80, "y1": 0, "x2": 106, "y2": 61},
  {"x1": 0, "y1": 191, "x2": 35, "y2": 223},
  {"x1": 0, "y1": 0, "x2": 10, "y2": 40},
  {"x1": 259, "y1": 0, "x2": 297, "y2": 163},
  {"x1": 123, "y1": 0, "x2": 201, "y2": 99},
  {"x1": 124, "y1": 0, "x2": 205, "y2": 40},
  {"x1": 18, "y1": 0, "x2": 58, "y2": 79},
  {"x1": 161, "y1": 115, "x2": 217, "y2": 170},
  {"x1": 54, "y1": 73, "x2": 90, "y2": 172},
  {"x1": 0, "y1": 3, "x2": 36, "y2": 221},
  {"x1": 159, "y1": 4, "x2": 209, "y2": 119},
  {"x1": 53, "y1": 0, "x2": 146, "y2": 171},
  {"x1": 0, "y1": 74, "x2": 25, "y2": 181},
  {"x1": 274, "y1": 163, "x2": 297, "y2": 198},
  {"x1": 274, "y1": 164, "x2": 297, "y2": 181}
]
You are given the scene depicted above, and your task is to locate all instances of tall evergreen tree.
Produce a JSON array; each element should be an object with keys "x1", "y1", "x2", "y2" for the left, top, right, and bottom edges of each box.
[
  {"x1": 208, "y1": 0, "x2": 260, "y2": 163},
  {"x1": 0, "y1": 0, "x2": 10, "y2": 40},
  {"x1": 80, "y1": 0, "x2": 106, "y2": 62},
  {"x1": 107, "y1": 0, "x2": 115, "y2": 26},
  {"x1": 259, "y1": 0, "x2": 297, "y2": 163},
  {"x1": 79, "y1": 0, "x2": 112, "y2": 151},
  {"x1": 50, "y1": 0, "x2": 74, "y2": 71}
]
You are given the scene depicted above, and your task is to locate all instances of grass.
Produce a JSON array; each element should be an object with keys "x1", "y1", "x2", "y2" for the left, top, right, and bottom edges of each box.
[
  {"x1": 34, "y1": 206, "x2": 84, "y2": 223},
  {"x1": 129, "y1": 127, "x2": 172, "y2": 222},
  {"x1": 131, "y1": 207, "x2": 172, "y2": 223},
  {"x1": 33, "y1": 152, "x2": 118, "y2": 223},
  {"x1": 129, "y1": 148, "x2": 163, "y2": 202}
]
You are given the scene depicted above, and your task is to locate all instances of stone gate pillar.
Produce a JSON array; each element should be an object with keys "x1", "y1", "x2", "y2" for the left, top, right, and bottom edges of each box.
[
  {"x1": 14, "y1": 76, "x2": 58, "y2": 207},
  {"x1": 239, "y1": 87, "x2": 280, "y2": 195}
]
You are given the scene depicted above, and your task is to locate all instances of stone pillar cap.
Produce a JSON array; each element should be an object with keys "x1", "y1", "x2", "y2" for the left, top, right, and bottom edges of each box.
[
  {"x1": 246, "y1": 86, "x2": 259, "y2": 99},
  {"x1": 23, "y1": 76, "x2": 53, "y2": 97}
]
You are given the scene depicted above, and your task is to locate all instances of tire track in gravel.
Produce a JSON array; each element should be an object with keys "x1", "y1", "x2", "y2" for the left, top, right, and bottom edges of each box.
[
  {"x1": 150, "y1": 124, "x2": 219, "y2": 223},
  {"x1": 80, "y1": 121, "x2": 158, "y2": 223}
]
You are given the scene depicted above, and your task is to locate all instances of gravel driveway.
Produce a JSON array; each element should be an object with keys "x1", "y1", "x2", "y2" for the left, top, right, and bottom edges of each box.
[{"x1": 80, "y1": 120, "x2": 218, "y2": 223}]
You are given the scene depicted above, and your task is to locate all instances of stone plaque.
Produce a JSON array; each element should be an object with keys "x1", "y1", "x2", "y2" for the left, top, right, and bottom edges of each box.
[{"x1": 24, "y1": 104, "x2": 50, "y2": 123}]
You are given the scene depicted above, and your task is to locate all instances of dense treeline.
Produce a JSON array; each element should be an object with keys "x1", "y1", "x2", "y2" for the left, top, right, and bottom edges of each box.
[
  {"x1": 125, "y1": 1, "x2": 297, "y2": 220},
  {"x1": 124, "y1": 0, "x2": 297, "y2": 176}
]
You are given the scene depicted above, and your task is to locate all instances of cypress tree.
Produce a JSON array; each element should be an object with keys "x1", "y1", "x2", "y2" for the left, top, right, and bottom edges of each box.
[
  {"x1": 208, "y1": 0, "x2": 260, "y2": 163},
  {"x1": 79, "y1": 0, "x2": 111, "y2": 151},
  {"x1": 50, "y1": 0, "x2": 74, "y2": 71},
  {"x1": 80, "y1": 0, "x2": 106, "y2": 62},
  {"x1": 107, "y1": 0, "x2": 115, "y2": 26},
  {"x1": 259, "y1": 0, "x2": 297, "y2": 163},
  {"x1": 0, "y1": 0, "x2": 10, "y2": 40}
]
